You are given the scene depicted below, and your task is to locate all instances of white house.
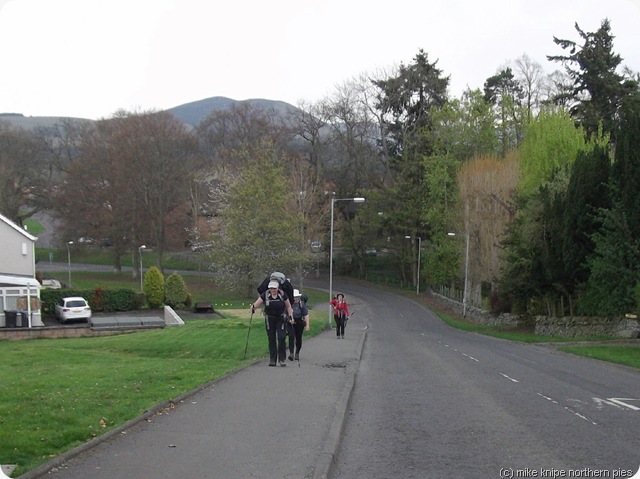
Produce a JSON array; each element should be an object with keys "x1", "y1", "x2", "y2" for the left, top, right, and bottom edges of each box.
[{"x1": 0, "y1": 212, "x2": 42, "y2": 327}]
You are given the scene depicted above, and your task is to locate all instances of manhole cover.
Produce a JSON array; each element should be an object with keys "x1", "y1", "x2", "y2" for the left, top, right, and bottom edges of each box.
[{"x1": 323, "y1": 362, "x2": 347, "y2": 368}]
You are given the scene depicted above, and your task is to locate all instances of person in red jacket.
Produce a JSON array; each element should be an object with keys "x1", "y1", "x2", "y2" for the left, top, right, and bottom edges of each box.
[{"x1": 330, "y1": 293, "x2": 350, "y2": 338}]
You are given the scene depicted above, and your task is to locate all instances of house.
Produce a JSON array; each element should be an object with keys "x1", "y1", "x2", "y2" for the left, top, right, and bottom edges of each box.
[{"x1": 0, "y1": 212, "x2": 42, "y2": 327}]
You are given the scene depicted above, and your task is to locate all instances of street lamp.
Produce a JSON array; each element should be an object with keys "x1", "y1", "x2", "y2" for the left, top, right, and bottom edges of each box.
[
  {"x1": 448, "y1": 232, "x2": 470, "y2": 317},
  {"x1": 329, "y1": 196, "x2": 366, "y2": 326},
  {"x1": 405, "y1": 236, "x2": 422, "y2": 296},
  {"x1": 66, "y1": 241, "x2": 73, "y2": 287},
  {"x1": 138, "y1": 245, "x2": 146, "y2": 291}
]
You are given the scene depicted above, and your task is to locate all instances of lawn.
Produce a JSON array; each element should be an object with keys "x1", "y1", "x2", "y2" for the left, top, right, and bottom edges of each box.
[{"x1": 0, "y1": 309, "x2": 326, "y2": 476}]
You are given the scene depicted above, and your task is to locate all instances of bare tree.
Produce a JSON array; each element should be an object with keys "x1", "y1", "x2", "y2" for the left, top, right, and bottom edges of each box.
[
  {"x1": 0, "y1": 122, "x2": 50, "y2": 225},
  {"x1": 513, "y1": 54, "x2": 544, "y2": 122}
]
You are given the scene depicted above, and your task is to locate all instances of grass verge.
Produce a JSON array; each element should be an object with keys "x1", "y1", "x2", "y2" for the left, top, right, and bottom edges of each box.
[{"x1": 0, "y1": 309, "x2": 326, "y2": 476}]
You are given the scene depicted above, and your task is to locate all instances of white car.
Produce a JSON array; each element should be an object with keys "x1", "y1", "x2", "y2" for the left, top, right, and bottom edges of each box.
[{"x1": 55, "y1": 296, "x2": 92, "y2": 323}]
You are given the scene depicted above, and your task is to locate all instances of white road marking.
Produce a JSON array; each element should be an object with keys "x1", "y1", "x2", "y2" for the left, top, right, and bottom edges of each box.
[
  {"x1": 607, "y1": 398, "x2": 640, "y2": 411},
  {"x1": 499, "y1": 372, "x2": 519, "y2": 383},
  {"x1": 462, "y1": 353, "x2": 479, "y2": 362},
  {"x1": 537, "y1": 393, "x2": 559, "y2": 404}
]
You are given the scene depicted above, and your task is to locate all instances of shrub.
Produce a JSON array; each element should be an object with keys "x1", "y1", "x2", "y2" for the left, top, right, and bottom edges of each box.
[
  {"x1": 165, "y1": 272, "x2": 189, "y2": 309},
  {"x1": 143, "y1": 266, "x2": 165, "y2": 309}
]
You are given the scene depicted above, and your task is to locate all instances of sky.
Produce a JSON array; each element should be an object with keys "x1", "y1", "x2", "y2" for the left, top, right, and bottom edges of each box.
[{"x1": 0, "y1": 0, "x2": 639, "y2": 120}]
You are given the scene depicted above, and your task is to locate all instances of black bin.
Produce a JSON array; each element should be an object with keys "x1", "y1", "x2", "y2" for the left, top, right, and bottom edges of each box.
[
  {"x1": 4, "y1": 310, "x2": 18, "y2": 328},
  {"x1": 18, "y1": 311, "x2": 29, "y2": 328}
]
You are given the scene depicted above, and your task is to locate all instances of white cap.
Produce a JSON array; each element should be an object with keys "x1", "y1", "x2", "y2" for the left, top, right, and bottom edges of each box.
[
  {"x1": 293, "y1": 289, "x2": 301, "y2": 297},
  {"x1": 268, "y1": 280, "x2": 279, "y2": 289}
]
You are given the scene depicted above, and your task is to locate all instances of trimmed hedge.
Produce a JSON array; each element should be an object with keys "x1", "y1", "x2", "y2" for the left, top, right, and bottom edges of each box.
[{"x1": 40, "y1": 288, "x2": 145, "y2": 314}]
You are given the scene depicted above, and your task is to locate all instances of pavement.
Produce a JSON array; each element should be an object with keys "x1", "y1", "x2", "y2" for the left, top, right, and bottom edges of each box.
[{"x1": 19, "y1": 295, "x2": 367, "y2": 479}]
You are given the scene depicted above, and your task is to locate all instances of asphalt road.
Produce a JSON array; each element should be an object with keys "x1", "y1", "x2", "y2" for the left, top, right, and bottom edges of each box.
[{"x1": 328, "y1": 282, "x2": 640, "y2": 479}]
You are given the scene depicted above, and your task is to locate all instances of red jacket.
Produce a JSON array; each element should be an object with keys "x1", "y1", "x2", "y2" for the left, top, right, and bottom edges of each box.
[{"x1": 330, "y1": 298, "x2": 349, "y2": 318}]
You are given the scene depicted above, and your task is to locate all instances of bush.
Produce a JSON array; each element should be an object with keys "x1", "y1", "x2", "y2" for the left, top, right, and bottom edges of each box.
[
  {"x1": 143, "y1": 266, "x2": 165, "y2": 309},
  {"x1": 165, "y1": 272, "x2": 189, "y2": 309}
]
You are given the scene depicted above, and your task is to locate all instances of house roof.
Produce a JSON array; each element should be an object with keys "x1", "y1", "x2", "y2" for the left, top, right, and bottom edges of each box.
[
  {"x1": 0, "y1": 211, "x2": 38, "y2": 242},
  {"x1": 0, "y1": 274, "x2": 40, "y2": 287}
]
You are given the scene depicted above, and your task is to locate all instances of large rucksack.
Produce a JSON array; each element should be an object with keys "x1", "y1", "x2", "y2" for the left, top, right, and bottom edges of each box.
[{"x1": 257, "y1": 272, "x2": 294, "y2": 303}]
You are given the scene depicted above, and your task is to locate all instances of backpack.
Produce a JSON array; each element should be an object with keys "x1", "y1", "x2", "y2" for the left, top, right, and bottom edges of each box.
[
  {"x1": 257, "y1": 272, "x2": 294, "y2": 303},
  {"x1": 261, "y1": 290, "x2": 287, "y2": 317}
]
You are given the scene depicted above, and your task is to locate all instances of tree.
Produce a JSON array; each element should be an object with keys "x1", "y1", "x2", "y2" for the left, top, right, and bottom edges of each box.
[
  {"x1": 0, "y1": 123, "x2": 51, "y2": 225},
  {"x1": 371, "y1": 50, "x2": 450, "y2": 258},
  {"x1": 562, "y1": 145, "x2": 611, "y2": 290},
  {"x1": 143, "y1": 266, "x2": 165, "y2": 309},
  {"x1": 583, "y1": 93, "x2": 640, "y2": 314},
  {"x1": 456, "y1": 152, "x2": 519, "y2": 307},
  {"x1": 58, "y1": 110, "x2": 196, "y2": 270},
  {"x1": 484, "y1": 67, "x2": 525, "y2": 156},
  {"x1": 513, "y1": 54, "x2": 544, "y2": 123},
  {"x1": 517, "y1": 108, "x2": 587, "y2": 196},
  {"x1": 165, "y1": 272, "x2": 189, "y2": 309},
  {"x1": 547, "y1": 18, "x2": 638, "y2": 139},
  {"x1": 206, "y1": 141, "x2": 303, "y2": 296}
]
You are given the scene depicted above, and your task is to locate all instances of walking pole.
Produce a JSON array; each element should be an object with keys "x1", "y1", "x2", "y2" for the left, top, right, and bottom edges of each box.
[{"x1": 244, "y1": 308, "x2": 255, "y2": 359}]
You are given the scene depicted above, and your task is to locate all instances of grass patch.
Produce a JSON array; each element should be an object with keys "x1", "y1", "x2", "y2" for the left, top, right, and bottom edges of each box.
[
  {"x1": 557, "y1": 345, "x2": 640, "y2": 369},
  {"x1": 0, "y1": 310, "x2": 326, "y2": 476},
  {"x1": 23, "y1": 219, "x2": 45, "y2": 236}
]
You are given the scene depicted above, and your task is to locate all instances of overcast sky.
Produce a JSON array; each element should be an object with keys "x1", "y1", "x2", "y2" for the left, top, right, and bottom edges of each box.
[{"x1": 0, "y1": 0, "x2": 638, "y2": 120}]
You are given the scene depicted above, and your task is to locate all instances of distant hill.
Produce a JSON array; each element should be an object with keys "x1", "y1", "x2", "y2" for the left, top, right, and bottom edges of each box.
[
  {"x1": 0, "y1": 97, "x2": 301, "y2": 130},
  {"x1": 0, "y1": 113, "x2": 91, "y2": 131},
  {"x1": 166, "y1": 96, "x2": 300, "y2": 127}
]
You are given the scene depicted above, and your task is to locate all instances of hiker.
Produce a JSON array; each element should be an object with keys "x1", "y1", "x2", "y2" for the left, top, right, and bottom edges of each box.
[
  {"x1": 257, "y1": 271, "x2": 294, "y2": 303},
  {"x1": 252, "y1": 279, "x2": 294, "y2": 367},
  {"x1": 287, "y1": 289, "x2": 310, "y2": 361},
  {"x1": 330, "y1": 293, "x2": 350, "y2": 339}
]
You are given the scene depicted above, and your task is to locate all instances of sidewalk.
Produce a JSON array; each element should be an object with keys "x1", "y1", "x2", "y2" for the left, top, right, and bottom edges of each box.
[{"x1": 22, "y1": 309, "x2": 367, "y2": 479}]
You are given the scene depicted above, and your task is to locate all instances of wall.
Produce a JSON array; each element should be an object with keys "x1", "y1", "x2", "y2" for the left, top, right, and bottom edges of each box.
[{"x1": 427, "y1": 290, "x2": 640, "y2": 339}]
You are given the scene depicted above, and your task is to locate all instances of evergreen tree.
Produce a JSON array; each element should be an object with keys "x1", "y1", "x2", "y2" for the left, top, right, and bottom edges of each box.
[
  {"x1": 583, "y1": 93, "x2": 640, "y2": 314},
  {"x1": 143, "y1": 266, "x2": 165, "y2": 309},
  {"x1": 547, "y1": 18, "x2": 638, "y2": 139}
]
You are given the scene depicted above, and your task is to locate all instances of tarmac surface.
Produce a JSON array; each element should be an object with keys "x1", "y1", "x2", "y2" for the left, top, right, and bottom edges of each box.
[{"x1": 20, "y1": 288, "x2": 368, "y2": 479}]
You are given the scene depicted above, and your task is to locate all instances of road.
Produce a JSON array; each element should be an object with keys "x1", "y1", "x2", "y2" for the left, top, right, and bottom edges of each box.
[{"x1": 328, "y1": 282, "x2": 640, "y2": 479}]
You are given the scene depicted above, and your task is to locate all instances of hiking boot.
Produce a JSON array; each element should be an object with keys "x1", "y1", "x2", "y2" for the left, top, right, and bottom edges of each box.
[
  {"x1": 280, "y1": 362, "x2": 287, "y2": 367},
  {"x1": 269, "y1": 362, "x2": 276, "y2": 367}
]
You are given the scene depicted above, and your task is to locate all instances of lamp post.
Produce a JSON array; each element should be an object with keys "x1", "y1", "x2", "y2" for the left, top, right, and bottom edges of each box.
[
  {"x1": 66, "y1": 241, "x2": 73, "y2": 287},
  {"x1": 405, "y1": 236, "x2": 422, "y2": 295},
  {"x1": 329, "y1": 196, "x2": 366, "y2": 326},
  {"x1": 448, "y1": 232, "x2": 470, "y2": 317},
  {"x1": 138, "y1": 245, "x2": 146, "y2": 292}
]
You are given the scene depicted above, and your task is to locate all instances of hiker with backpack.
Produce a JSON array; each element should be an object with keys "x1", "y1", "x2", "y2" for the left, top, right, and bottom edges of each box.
[
  {"x1": 252, "y1": 279, "x2": 294, "y2": 367},
  {"x1": 330, "y1": 293, "x2": 350, "y2": 339},
  {"x1": 287, "y1": 289, "x2": 310, "y2": 361}
]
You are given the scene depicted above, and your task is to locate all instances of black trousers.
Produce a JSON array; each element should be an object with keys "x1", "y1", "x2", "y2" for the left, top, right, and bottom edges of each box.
[
  {"x1": 265, "y1": 315, "x2": 287, "y2": 363},
  {"x1": 287, "y1": 318, "x2": 305, "y2": 355},
  {"x1": 334, "y1": 313, "x2": 347, "y2": 337}
]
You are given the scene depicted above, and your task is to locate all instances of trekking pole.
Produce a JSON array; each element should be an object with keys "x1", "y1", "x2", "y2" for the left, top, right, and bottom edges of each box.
[{"x1": 243, "y1": 308, "x2": 255, "y2": 359}]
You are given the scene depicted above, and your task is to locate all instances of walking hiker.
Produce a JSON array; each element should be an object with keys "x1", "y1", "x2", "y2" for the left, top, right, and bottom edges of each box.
[
  {"x1": 330, "y1": 293, "x2": 350, "y2": 339},
  {"x1": 252, "y1": 279, "x2": 294, "y2": 367},
  {"x1": 287, "y1": 289, "x2": 309, "y2": 361}
]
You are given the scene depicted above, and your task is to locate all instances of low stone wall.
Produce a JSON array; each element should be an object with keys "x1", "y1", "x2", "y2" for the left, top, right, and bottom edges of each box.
[
  {"x1": 535, "y1": 316, "x2": 640, "y2": 339},
  {"x1": 427, "y1": 290, "x2": 640, "y2": 339}
]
